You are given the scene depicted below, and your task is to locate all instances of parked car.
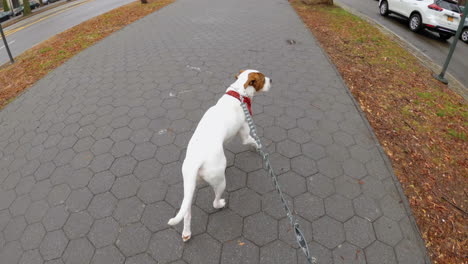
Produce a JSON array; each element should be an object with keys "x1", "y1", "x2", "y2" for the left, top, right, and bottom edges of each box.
[
  {"x1": 379, "y1": 0, "x2": 462, "y2": 40},
  {"x1": 29, "y1": 0, "x2": 41, "y2": 9},
  {"x1": 0, "y1": 11, "x2": 11, "y2": 22},
  {"x1": 461, "y1": 17, "x2": 468, "y2": 43},
  {"x1": 11, "y1": 5, "x2": 24, "y2": 16}
]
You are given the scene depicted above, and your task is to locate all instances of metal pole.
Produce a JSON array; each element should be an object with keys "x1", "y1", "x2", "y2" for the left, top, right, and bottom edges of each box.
[
  {"x1": 0, "y1": 23, "x2": 14, "y2": 64},
  {"x1": 433, "y1": 1, "x2": 468, "y2": 84}
]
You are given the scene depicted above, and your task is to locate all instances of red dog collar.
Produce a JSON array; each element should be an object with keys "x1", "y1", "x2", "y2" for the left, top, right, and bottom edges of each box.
[{"x1": 226, "y1": 90, "x2": 252, "y2": 115}]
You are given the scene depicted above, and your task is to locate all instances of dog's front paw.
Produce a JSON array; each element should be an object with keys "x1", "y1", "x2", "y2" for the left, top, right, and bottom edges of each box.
[{"x1": 213, "y1": 199, "x2": 226, "y2": 209}]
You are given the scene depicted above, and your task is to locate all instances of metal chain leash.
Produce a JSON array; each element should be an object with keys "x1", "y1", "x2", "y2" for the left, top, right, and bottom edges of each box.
[{"x1": 240, "y1": 97, "x2": 317, "y2": 264}]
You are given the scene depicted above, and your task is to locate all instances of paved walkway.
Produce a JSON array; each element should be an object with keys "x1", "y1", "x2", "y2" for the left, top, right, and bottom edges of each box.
[{"x1": 0, "y1": 0, "x2": 430, "y2": 263}]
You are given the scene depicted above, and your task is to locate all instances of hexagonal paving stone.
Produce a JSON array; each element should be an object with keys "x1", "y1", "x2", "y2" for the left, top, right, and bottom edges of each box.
[
  {"x1": 374, "y1": 216, "x2": 403, "y2": 246},
  {"x1": 395, "y1": 239, "x2": 425, "y2": 264},
  {"x1": 307, "y1": 174, "x2": 334, "y2": 198},
  {"x1": 62, "y1": 238, "x2": 94, "y2": 264},
  {"x1": 352, "y1": 194, "x2": 382, "y2": 222},
  {"x1": 317, "y1": 157, "x2": 343, "y2": 179},
  {"x1": 324, "y1": 194, "x2": 354, "y2": 222},
  {"x1": 113, "y1": 196, "x2": 146, "y2": 225},
  {"x1": 116, "y1": 223, "x2": 151, "y2": 256},
  {"x1": 125, "y1": 253, "x2": 156, "y2": 264},
  {"x1": 91, "y1": 245, "x2": 124, "y2": 264},
  {"x1": 259, "y1": 240, "x2": 297, "y2": 264},
  {"x1": 207, "y1": 209, "x2": 243, "y2": 242},
  {"x1": 225, "y1": 167, "x2": 247, "y2": 192},
  {"x1": 243, "y1": 212, "x2": 277, "y2": 246},
  {"x1": 132, "y1": 159, "x2": 162, "y2": 182},
  {"x1": 342, "y1": 159, "x2": 367, "y2": 179},
  {"x1": 365, "y1": 241, "x2": 397, "y2": 264},
  {"x1": 111, "y1": 156, "x2": 137, "y2": 177},
  {"x1": 111, "y1": 140, "x2": 135, "y2": 158},
  {"x1": 88, "y1": 171, "x2": 115, "y2": 195},
  {"x1": 294, "y1": 193, "x2": 324, "y2": 222},
  {"x1": 247, "y1": 169, "x2": 274, "y2": 195},
  {"x1": 132, "y1": 143, "x2": 157, "y2": 161},
  {"x1": 0, "y1": 241, "x2": 22, "y2": 264},
  {"x1": 141, "y1": 201, "x2": 175, "y2": 232},
  {"x1": 261, "y1": 191, "x2": 293, "y2": 220},
  {"x1": 48, "y1": 184, "x2": 71, "y2": 206},
  {"x1": 111, "y1": 174, "x2": 140, "y2": 199},
  {"x1": 290, "y1": 155, "x2": 317, "y2": 177},
  {"x1": 228, "y1": 188, "x2": 261, "y2": 217},
  {"x1": 71, "y1": 151, "x2": 94, "y2": 170},
  {"x1": 235, "y1": 151, "x2": 263, "y2": 173},
  {"x1": 277, "y1": 171, "x2": 307, "y2": 197},
  {"x1": 148, "y1": 229, "x2": 183, "y2": 263},
  {"x1": 183, "y1": 234, "x2": 221, "y2": 264},
  {"x1": 334, "y1": 176, "x2": 361, "y2": 199},
  {"x1": 301, "y1": 142, "x2": 326, "y2": 161},
  {"x1": 9, "y1": 194, "x2": 31, "y2": 217},
  {"x1": 88, "y1": 217, "x2": 120, "y2": 248},
  {"x1": 332, "y1": 242, "x2": 365, "y2": 264},
  {"x1": 68, "y1": 168, "x2": 93, "y2": 189},
  {"x1": 0, "y1": 189, "x2": 16, "y2": 210},
  {"x1": 312, "y1": 216, "x2": 345, "y2": 249},
  {"x1": 344, "y1": 216, "x2": 376, "y2": 248},
  {"x1": 155, "y1": 144, "x2": 181, "y2": 164},
  {"x1": 30, "y1": 180, "x2": 52, "y2": 201},
  {"x1": 87, "y1": 192, "x2": 117, "y2": 219},
  {"x1": 380, "y1": 195, "x2": 406, "y2": 221},
  {"x1": 25, "y1": 200, "x2": 48, "y2": 224},
  {"x1": 263, "y1": 126, "x2": 287, "y2": 142},
  {"x1": 159, "y1": 161, "x2": 182, "y2": 185},
  {"x1": 277, "y1": 140, "x2": 301, "y2": 158},
  {"x1": 218, "y1": 239, "x2": 260, "y2": 264},
  {"x1": 20, "y1": 222, "x2": 46, "y2": 250},
  {"x1": 42, "y1": 205, "x2": 69, "y2": 231},
  {"x1": 66, "y1": 188, "x2": 93, "y2": 212},
  {"x1": 4, "y1": 215, "x2": 27, "y2": 242},
  {"x1": 90, "y1": 153, "x2": 115, "y2": 173},
  {"x1": 64, "y1": 211, "x2": 93, "y2": 239},
  {"x1": 39, "y1": 230, "x2": 68, "y2": 260}
]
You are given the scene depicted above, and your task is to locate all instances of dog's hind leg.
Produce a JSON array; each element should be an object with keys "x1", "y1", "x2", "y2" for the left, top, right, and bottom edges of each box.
[
  {"x1": 212, "y1": 176, "x2": 226, "y2": 209},
  {"x1": 182, "y1": 206, "x2": 192, "y2": 242}
]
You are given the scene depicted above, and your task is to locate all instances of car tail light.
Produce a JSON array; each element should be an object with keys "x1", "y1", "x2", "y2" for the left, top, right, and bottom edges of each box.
[{"x1": 428, "y1": 4, "x2": 443, "y2": 11}]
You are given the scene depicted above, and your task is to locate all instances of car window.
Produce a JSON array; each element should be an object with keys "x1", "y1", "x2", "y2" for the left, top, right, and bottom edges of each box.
[{"x1": 436, "y1": 0, "x2": 461, "y2": 12}]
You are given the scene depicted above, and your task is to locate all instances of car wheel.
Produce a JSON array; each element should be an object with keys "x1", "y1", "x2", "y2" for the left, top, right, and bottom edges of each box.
[
  {"x1": 409, "y1": 13, "x2": 422, "y2": 32},
  {"x1": 380, "y1": 0, "x2": 389, "y2": 16},
  {"x1": 439, "y1": 33, "x2": 451, "y2": 40},
  {"x1": 461, "y1": 28, "x2": 468, "y2": 43}
]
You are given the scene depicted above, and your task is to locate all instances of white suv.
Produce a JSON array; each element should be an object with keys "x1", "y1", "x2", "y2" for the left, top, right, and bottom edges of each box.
[{"x1": 379, "y1": 0, "x2": 462, "y2": 40}]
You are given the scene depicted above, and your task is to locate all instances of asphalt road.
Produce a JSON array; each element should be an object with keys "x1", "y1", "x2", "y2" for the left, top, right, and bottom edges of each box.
[
  {"x1": 0, "y1": 0, "x2": 134, "y2": 65},
  {"x1": 337, "y1": 0, "x2": 468, "y2": 88}
]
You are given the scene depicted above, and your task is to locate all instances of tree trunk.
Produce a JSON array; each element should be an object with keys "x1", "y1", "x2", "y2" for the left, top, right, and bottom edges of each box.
[
  {"x1": 23, "y1": 0, "x2": 31, "y2": 15},
  {"x1": 140, "y1": 0, "x2": 148, "y2": 4},
  {"x1": 301, "y1": 0, "x2": 333, "y2": 5},
  {"x1": 2, "y1": 0, "x2": 10, "y2": 11}
]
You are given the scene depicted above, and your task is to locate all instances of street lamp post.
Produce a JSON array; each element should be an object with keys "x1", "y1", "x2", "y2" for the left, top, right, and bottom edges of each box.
[
  {"x1": 0, "y1": 23, "x2": 14, "y2": 64},
  {"x1": 433, "y1": 1, "x2": 468, "y2": 84}
]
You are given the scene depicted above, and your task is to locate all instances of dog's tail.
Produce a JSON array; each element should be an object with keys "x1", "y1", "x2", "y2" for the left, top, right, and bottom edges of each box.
[{"x1": 167, "y1": 161, "x2": 200, "y2": 226}]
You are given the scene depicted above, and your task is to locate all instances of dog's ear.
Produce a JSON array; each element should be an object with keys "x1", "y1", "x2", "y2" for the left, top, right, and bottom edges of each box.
[
  {"x1": 235, "y1": 70, "x2": 245, "y2": 79},
  {"x1": 244, "y1": 72, "x2": 265, "y2": 91}
]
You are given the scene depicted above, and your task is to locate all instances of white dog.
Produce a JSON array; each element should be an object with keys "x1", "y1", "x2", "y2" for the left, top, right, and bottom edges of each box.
[{"x1": 167, "y1": 69, "x2": 272, "y2": 241}]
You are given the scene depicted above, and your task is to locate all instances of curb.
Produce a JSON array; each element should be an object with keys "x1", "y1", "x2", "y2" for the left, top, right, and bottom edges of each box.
[
  {"x1": 334, "y1": 0, "x2": 468, "y2": 101},
  {"x1": 289, "y1": 2, "x2": 433, "y2": 263}
]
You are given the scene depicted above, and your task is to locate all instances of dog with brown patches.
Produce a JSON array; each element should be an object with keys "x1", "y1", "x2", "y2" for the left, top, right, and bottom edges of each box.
[{"x1": 167, "y1": 69, "x2": 272, "y2": 241}]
